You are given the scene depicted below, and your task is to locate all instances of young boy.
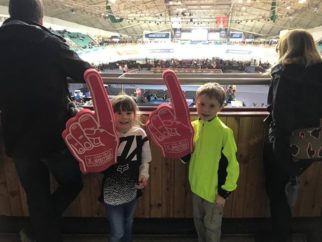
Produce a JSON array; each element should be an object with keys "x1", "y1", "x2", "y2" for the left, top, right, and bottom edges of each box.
[{"x1": 185, "y1": 82, "x2": 240, "y2": 242}]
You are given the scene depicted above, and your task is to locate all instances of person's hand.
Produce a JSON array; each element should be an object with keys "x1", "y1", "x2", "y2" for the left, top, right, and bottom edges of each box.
[
  {"x1": 215, "y1": 195, "x2": 226, "y2": 208},
  {"x1": 62, "y1": 69, "x2": 119, "y2": 173},
  {"x1": 136, "y1": 176, "x2": 148, "y2": 189},
  {"x1": 146, "y1": 70, "x2": 194, "y2": 159}
]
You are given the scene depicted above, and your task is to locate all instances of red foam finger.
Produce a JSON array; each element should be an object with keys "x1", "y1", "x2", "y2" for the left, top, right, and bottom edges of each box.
[
  {"x1": 65, "y1": 134, "x2": 85, "y2": 155},
  {"x1": 145, "y1": 71, "x2": 194, "y2": 159},
  {"x1": 84, "y1": 69, "x2": 115, "y2": 133},
  {"x1": 162, "y1": 70, "x2": 190, "y2": 123},
  {"x1": 79, "y1": 112, "x2": 99, "y2": 132},
  {"x1": 69, "y1": 122, "x2": 93, "y2": 151},
  {"x1": 62, "y1": 71, "x2": 119, "y2": 173},
  {"x1": 157, "y1": 106, "x2": 175, "y2": 125},
  {"x1": 147, "y1": 124, "x2": 166, "y2": 143},
  {"x1": 64, "y1": 134, "x2": 87, "y2": 172},
  {"x1": 149, "y1": 109, "x2": 170, "y2": 135}
]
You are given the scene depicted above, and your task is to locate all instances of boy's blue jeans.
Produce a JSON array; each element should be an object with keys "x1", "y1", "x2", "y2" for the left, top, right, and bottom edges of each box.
[{"x1": 106, "y1": 198, "x2": 137, "y2": 242}]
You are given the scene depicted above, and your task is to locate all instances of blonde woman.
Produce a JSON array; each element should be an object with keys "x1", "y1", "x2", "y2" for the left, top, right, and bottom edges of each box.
[{"x1": 263, "y1": 29, "x2": 322, "y2": 242}]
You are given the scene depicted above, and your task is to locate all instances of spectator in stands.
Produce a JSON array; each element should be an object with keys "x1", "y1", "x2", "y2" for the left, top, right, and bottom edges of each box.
[
  {"x1": 0, "y1": 0, "x2": 91, "y2": 241},
  {"x1": 225, "y1": 85, "x2": 236, "y2": 104},
  {"x1": 189, "y1": 97, "x2": 196, "y2": 107},
  {"x1": 118, "y1": 63, "x2": 123, "y2": 72},
  {"x1": 134, "y1": 88, "x2": 146, "y2": 104},
  {"x1": 262, "y1": 29, "x2": 322, "y2": 242},
  {"x1": 123, "y1": 63, "x2": 129, "y2": 73}
]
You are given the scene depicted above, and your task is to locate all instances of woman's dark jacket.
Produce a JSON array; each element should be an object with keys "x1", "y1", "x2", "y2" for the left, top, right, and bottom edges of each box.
[
  {"x1": 0, "y1": 18, "x2": 91, "y2": 157},
  {"x1": 266, "y1": 62, "x2": 322, "y2": 174}
]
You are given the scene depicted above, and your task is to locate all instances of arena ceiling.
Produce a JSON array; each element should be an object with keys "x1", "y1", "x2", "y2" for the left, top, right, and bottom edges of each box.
[{"x1": 1, "y1": 0, "x2": 322, "y2": 38}]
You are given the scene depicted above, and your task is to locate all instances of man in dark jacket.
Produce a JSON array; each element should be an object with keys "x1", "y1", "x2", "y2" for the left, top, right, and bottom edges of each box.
[{"x1": 0, "y1": 0, "x2": 91, "y2": 241}]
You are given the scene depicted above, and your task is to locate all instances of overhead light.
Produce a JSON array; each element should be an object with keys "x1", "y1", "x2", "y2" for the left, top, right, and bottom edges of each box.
[
  {"x1": 298, "y1": 0, "x2": 306, "y2": 3},
  {"x1": 171, "y1": 17, "x2": 181, "y2": 28},
  {"x1": 181, "y1": 10, "x2": 190, "y2": 16},
  {"x1": 167, "y1": 0, "x2": 182, "y2": 5},
  {"x1": 110, "y1": 35, "x2": 120, "y2": 42}
]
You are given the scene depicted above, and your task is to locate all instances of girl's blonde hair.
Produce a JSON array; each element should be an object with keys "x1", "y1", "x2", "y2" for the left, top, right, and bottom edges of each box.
[
  {"x1": 277, "y1": 29, "x2": 321, "y2": 66},
  {"x1": 111, "y1": 94, "x2": 141, "y2": 126}
]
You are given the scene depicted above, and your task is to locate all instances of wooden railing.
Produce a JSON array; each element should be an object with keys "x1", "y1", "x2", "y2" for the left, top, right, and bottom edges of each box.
[
  {"x1": 1, "y1": 73, "x2": 321, "y2": 219},
  {"x1": 1, "y1": 111, "x2": 321, "y2": 218}
]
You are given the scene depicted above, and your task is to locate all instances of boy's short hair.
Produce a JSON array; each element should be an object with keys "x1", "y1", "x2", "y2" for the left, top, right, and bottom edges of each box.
[{"x1": 196, "y1": 82, "x2": 226, "y2": 106}]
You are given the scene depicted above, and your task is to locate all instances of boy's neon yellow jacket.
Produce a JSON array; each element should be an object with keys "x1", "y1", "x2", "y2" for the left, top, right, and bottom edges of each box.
[{"x1": 189, "y1": 117, "x2": 239, "y2": 203}]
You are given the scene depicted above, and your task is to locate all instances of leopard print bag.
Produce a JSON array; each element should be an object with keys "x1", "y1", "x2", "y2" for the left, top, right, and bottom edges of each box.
[{"x1": 290, "y1": 119, "x2": 322, "y2": 161}]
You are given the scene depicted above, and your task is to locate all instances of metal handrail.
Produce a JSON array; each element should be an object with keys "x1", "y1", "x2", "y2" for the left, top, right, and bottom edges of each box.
[{"x1": 99, "y1": 72, "x2": 271, "y2": 85}]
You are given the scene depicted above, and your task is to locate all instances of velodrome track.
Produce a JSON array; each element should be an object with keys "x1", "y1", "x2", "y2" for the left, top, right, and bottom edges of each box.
[{"x1": 77, "y1": 42, "x2": 278, "y2": 65}]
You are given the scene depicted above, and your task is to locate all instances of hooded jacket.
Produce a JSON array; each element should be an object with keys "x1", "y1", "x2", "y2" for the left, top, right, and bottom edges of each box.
[{"x1": 0, "y1": 18, "x2": 91, "y2": 157}]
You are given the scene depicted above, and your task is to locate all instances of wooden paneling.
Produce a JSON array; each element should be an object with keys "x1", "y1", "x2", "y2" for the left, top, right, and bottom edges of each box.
[{"x1": 0, "y1": 113, "x2": 321, "y2": 218}]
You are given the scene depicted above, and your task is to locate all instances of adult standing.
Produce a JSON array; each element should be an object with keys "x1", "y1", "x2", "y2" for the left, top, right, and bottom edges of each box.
[
  {"x1": 263, "y1": 29, "x2": 322, "y2": 242},
  {"x1": 0, "y1": 0, "x2": 91, "y2": 241}
]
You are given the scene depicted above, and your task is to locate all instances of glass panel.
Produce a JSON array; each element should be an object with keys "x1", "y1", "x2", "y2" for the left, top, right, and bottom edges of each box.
[{"x1": 69, "y1": 83, "x2": 269, "y2": 108}]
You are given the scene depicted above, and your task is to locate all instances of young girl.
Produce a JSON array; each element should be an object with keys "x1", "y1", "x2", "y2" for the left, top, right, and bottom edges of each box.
[{"x1": 102, "y1": 94, "x2": 151, "y2": 242}]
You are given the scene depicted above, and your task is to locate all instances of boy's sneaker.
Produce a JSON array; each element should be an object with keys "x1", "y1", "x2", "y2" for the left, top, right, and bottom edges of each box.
[{"x1": 19, "y1": 228, "x2": 36, "y2": 242}]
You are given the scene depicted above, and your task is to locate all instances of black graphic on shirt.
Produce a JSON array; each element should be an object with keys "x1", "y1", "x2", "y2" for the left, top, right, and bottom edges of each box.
[{"x1": 103, "y1": 134, "x2": 148, "y2": 205}]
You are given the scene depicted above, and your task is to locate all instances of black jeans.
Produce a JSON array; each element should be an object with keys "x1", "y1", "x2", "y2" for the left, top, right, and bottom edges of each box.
[
  {"x1": 263, "y1": 142, "x2": 291, "y2": 242},
  {"x1": 13, "y1": 149, "x2": 83, "y2": 242},
  {"x1": 263, "y1": 142, "x2": 312, "y2": 242}
]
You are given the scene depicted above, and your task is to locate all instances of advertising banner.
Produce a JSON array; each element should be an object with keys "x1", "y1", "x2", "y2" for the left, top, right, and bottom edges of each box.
[
  {"x1": 143, "y1": 31, "x2": 171, "y2": 41},
  {"x1": 216, "y1": 16, "x2": 228, "y2": 28}
]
